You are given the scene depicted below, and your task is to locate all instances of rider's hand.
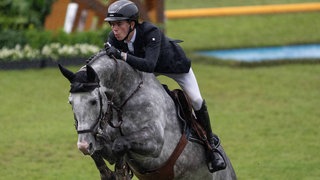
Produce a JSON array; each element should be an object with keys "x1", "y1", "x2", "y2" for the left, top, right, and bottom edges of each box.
[{"x1": 105, "y1": 45, "x2": 122, "y2": 60}]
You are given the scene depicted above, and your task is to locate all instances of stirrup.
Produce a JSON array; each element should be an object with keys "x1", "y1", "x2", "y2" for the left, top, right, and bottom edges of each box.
[
  {"x1": 206, "y1": 135, "x2": 227, "y2": 173},
  {"x1": 206, "y1": 148, "x2": 227, "y2": 173}
]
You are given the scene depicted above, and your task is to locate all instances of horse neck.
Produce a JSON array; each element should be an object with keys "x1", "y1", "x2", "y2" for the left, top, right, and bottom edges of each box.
[
  {"x1": 91, "y1": 56, "x2": 142, "y2": 103},
  {"x1": 92, "y1": 56, "x2": 186, "y2": 169}
]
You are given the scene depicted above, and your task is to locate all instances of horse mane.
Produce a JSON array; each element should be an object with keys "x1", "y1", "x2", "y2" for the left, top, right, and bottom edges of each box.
[
  {"x1": 74, "y1": 49, "x2": 108, "y2": 83},
  {"x1": 65, "y1": 50, "x2": 107, "y2": 93},
  {"x1": 86, "y1": 49, "x2": 107, "y2": 66}
]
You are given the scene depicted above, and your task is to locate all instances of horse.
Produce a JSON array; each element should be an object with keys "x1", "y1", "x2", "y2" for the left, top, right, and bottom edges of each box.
[{"x1": 59, "y1": 50, "x2": 237, "y2": 180}]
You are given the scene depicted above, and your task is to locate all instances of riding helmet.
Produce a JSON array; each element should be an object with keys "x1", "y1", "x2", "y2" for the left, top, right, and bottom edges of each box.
[{"x1": 104, "y1": 0, "x2": 139, "y2": 22}]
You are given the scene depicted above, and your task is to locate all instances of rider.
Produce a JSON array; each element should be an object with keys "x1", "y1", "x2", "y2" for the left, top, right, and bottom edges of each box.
[{"x1": 104, "y1": 0, "x2": 226, "y2": 172}]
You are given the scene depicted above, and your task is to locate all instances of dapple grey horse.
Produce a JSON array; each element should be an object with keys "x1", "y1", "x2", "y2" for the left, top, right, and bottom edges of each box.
[{"x1": 59, "y1": 51, "x2": 237, "y2": 180}]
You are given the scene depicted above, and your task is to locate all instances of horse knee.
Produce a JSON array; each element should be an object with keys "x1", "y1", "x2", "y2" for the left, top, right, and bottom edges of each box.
[{"x1": 112, "y1": 137, "x2": 131, "y2": 157}]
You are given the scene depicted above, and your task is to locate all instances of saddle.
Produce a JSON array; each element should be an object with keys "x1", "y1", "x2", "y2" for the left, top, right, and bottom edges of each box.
[{"x1": 163, "y1": 85, "x2": 212, "y2": 149}]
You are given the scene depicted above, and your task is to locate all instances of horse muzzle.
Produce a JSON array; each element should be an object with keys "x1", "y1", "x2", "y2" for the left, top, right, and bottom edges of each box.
[{"x1": 77, "y1": 141, "x2": 92, "y2": 155}]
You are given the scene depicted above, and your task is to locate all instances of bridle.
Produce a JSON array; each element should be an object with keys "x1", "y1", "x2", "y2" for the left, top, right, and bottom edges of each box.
[
  {"x1": 74, "y1": 58, "x2": 143, "y2": 138},
  {"x1": 75, "y1": 86, "x2": 105, "y2": 135}
]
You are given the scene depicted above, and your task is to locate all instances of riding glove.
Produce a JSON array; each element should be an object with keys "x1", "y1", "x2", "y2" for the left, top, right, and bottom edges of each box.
[{"x1": 105, "y1": 46, "x2": 122, "y2": 60}]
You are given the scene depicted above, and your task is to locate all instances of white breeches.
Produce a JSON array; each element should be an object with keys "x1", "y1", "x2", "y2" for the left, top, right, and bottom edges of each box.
[{"x1": 156, "y1": 68, "x2": 203, "y2": 110}]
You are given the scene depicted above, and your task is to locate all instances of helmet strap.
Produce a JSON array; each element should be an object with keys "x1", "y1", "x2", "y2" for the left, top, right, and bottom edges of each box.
[{"x1": 121, "y1": 21, "x2": 134, "y2": 42}]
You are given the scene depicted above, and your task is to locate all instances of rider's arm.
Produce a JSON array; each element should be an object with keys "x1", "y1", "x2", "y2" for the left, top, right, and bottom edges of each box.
[{"x1": 124, "y1": 28, "x2": 162, "y2": 73}]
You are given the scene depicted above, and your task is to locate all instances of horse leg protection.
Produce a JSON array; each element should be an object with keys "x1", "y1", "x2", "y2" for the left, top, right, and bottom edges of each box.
[
  {"x1": 115, "y1": 158, "x2": 133, "y2": 180},
  {"x1": 194, "y1": 100, "x2": 227, "y2": 173}
]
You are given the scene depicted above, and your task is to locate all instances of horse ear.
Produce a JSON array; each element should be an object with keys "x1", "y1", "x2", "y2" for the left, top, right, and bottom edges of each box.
[
  {"x1": 86, "y1": 65, "x2": 99, "y2": 83},
  {"x1": 58, "y1": 64, "x2": 75, "y2": 83}
]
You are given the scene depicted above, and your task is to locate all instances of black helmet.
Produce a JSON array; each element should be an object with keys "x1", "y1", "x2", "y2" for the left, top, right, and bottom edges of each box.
[{"x1": 104, "y1": 0, "x2": 139, "y2": 22}]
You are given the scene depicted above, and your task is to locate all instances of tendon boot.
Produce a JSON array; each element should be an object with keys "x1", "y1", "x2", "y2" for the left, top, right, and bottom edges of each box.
[{"x1": 194, "y1": 100, "x2": 226, "y2": 173}]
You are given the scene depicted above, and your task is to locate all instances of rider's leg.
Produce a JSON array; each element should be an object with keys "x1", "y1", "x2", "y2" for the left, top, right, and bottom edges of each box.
[
  {"x1": 159, "y1": 68, "x2": 226, "y2": 172},
  {"x1": 194, "y1": 100, "x2": 226, "y2": 172}
]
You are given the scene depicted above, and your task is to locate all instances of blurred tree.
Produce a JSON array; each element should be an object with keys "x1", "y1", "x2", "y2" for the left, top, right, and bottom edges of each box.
[{"x1": 0, "y1": 0, "x2": 55, "y2": 30}]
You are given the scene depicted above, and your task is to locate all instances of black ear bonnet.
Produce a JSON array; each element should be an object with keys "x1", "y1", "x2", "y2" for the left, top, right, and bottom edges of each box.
[
  {"x1": 59, "y1": 64, "x2": 100, "y2": 93},
  {"x1": 69, "y1": 71, "x2": 100, "y2": 93}
]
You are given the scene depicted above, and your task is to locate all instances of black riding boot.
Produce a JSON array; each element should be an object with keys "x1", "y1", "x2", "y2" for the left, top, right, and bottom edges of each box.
[{"x1": 194, "y1": 100, "x2": 226, "y2": 173}]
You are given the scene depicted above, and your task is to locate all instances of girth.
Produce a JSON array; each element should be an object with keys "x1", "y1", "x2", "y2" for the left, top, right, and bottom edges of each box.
[{"x1": 129, "y1": 133, "x2": 188, "y2": 180}]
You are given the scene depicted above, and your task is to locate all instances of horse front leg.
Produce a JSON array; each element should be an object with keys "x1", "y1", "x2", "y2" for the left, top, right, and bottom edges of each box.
[
  {"x1": 112, "y1": 127, "x2": 162, "y2": 158},
  {"x1": 91, "y1": 152, "x2": 116, "y2": 180},
  {"x1": 114, "y1": 158, "x2": 133, "y2": 180}
]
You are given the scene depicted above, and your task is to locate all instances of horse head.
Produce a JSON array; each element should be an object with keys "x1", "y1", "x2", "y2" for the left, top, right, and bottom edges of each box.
[
  {"x1": 58, "y1": 52, "x2": 167, "y2": 165},
  {"x1": 59, "y1": 64, "x2": 110, "y2": 156}
]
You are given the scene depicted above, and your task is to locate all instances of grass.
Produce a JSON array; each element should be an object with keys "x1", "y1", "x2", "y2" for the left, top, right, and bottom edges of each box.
[
  {"x1": 197, "y1": 64, "x2": 320, "y2": 179},
  {"x1": 1, "y1": 63, "x2": 320, "y2": 179},
  {"x1": 166, "y1": 12, "x2": 320, "y2": 51},
  {"x1": 1, "y1": 1, "x2": 320, "y2": 179},
  {"x1": 0, "y1": 68, "x2": 100, "y2": 179}
]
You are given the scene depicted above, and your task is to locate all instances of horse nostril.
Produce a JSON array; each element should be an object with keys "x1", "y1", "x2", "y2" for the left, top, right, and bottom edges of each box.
[
  {"x1": 78, "y1": 141, "x2": 90, "y2": 155},
  {"x1": 88, "y1": 143, "x2": 93, "y2": 151}
]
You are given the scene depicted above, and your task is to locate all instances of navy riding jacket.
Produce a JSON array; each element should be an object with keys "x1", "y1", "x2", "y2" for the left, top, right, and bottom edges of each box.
[{"x1": 107, "y1": 22, "x2": 191, "y2": 73}]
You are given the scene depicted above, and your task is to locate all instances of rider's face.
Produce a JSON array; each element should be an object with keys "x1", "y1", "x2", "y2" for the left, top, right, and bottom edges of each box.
[{"x1": 109, "y1": 20, "x2": 131, "y2": 41}]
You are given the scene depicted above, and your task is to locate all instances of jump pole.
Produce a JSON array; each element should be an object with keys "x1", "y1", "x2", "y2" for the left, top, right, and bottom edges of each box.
[{"x1": 165, "y1": 3, "x2": 320, "y2": 19}]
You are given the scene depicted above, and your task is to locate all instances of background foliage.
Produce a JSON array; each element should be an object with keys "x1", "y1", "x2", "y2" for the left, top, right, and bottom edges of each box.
[
  {"x1": 0, "y1": 28, "x2": 108, "y2": 50},
  {"x1": 0, "y1": 0, "x2": 55, "y2": 30},
  {"x1": 0, "y1": 0, "x2": 108, "y2": 52}
]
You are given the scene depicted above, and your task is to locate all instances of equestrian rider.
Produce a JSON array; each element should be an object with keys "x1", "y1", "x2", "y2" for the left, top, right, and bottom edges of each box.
[{"x1": 104, "y1": 0, "x2": 226, "y2": 173}]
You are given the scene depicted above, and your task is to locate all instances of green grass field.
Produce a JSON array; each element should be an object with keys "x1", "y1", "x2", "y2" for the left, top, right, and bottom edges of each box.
[
  {"x1": 1, "y1": 1, "x2": 320, "y2": 179},
  {"x1": 1, "y1": 63, "x2": 319, "y2": 179},
  {"x1": 166, "y1": 12, "x2": 320, "y2": 51}
]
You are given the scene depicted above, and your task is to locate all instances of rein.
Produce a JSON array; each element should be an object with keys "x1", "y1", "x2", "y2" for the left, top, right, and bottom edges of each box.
[
  {"x1": 104, "y1": 80, "x2": 143, "y2": 135},
  {"x1": 103, "y1": 57, "x2": 143, "y2": 136}
]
